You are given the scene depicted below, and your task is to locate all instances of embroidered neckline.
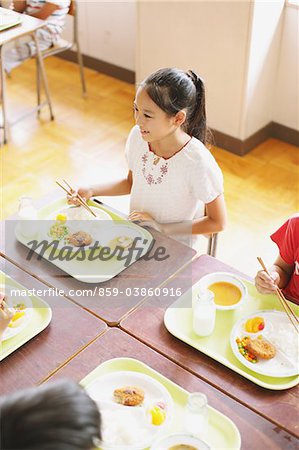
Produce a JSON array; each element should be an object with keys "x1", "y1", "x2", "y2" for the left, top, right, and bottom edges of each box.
[{"x1": 148, "y1": 136, "x2": 192, "y2": 161}]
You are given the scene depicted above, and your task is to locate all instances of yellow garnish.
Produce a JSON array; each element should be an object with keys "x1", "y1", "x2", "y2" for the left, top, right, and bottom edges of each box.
[
  {"x1": 56, "y1": 214, "x2": 67, "y2": 222},
  {"x1": 149, "y1": 406, "x2": 166, "y2": 426}
]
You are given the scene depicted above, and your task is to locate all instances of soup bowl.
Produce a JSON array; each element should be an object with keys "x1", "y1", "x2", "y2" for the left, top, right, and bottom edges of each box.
[
  {"x1": 196, "y1": 272, "x2": 247, "y2": 310},
  {"x1": 150, "y1": 433, "x2": 211, "y2": 450}
]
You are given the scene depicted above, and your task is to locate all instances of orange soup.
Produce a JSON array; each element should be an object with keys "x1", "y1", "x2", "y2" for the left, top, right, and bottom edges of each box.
[{"x1": 208, "y1": 281, "x2": 242, "y2": 306}]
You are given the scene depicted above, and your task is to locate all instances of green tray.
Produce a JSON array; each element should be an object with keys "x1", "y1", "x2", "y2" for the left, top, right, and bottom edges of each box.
[
  {"x1": 0, "y1": 271, "x2": 52, "y2": 361},
  {"x1": 15, "y1": 197, "x2": 154, "y2": 283},
  {"x1": 80, "y1": 357, "x2": 241, "y2": 450},
  {"x1": 164, "y1": 279, "x2": 299, "y2": 390}
]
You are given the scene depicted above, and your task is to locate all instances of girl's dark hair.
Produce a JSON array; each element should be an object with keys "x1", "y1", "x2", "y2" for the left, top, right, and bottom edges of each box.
[
  {"x1": 142, "y1": 67, "x2": 209, "y2": 144},
  {"x1": 0, "y1": 379, "x2": 101, "y2": 450}
]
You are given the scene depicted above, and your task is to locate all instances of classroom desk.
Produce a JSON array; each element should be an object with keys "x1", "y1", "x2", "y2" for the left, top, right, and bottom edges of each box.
[
  {"x1": 0, "y1": 257, "x2": 107, "y2": 395},
  {"x1": 0, "y1": 7, "x2": 53, "y2": 144},
  {"x1": 120, "y1": 255, "x2": 299, "y2": 438},
  {"x1": 46, "y1": 328, "x2": 298, "y2": 450},
  {"x1": 1, "y1": 192, "x2": 196, "y2": 325}
]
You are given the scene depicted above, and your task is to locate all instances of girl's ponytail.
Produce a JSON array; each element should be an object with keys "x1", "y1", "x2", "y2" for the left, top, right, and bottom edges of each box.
[{"x1": 185, "y1": 70, "x2": 209, "y2": 145}]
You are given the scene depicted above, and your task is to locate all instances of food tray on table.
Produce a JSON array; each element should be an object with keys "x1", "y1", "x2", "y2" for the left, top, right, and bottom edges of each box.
[
  {"x1": 15, "y1": 197, "x2": 154, "y2": 283},
  {"x1": 80, "y1": 357, "x2": 241, "y2": 450},
  {"x1": 164, "y1": 278, "x2": 299, "y2": 390},
  {"x1": 0, "y1": 8, "x2": 22, "y2": 32},
  {"x1": 0, "y1": 271, "x2": 52, "y2": 361}
]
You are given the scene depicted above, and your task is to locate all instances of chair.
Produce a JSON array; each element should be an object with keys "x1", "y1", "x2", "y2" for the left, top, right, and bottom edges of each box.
[{"x1": 36, "y1": 0, "x2": 86, "y2": 108}]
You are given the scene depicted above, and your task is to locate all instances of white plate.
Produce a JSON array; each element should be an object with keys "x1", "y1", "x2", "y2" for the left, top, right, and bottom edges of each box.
[
  {"x1": 85, "y1": 371, "x2": 174, "y2": 450},
  {"x1": 0, "y1": 283, "x2": 33, "y2": 341},
  {"x1": 196, "y1": 272, "x2": 247, "y2": 310},
  {"x1": 100, "y1": 224, "x2": 148, "y2": 254},
  {"x1": 41, "y1": 206, "x2": 113, "y2": 251},
  {"x1": 230, "y1": 310, "x2": 299, "y2": 377},
  {"x1": 150, "y1": 432, "x2": 211, "y2": 450}
]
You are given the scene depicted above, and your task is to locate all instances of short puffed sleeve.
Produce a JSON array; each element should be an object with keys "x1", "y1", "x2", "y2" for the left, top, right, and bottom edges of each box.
[{"x1": 189, "y1": 145, "x2": 224, "y2": 204}]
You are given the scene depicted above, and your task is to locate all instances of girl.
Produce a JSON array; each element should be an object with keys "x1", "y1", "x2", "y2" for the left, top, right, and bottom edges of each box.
[
  {"x1": 4, "y1": 0, "x2": 70, "y2": 73},
  {"x1": 68, "y1": 68, "x2": 226, "y2": 243},
  {"x1": 0, "y1": 379, "x2": 101, "y2": 449},
  {"x1": 255, "y1": 215, "x2": 299, "y2": 303}
]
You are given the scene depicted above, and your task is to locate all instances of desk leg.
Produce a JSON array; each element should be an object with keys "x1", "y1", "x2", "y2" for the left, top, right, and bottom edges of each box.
[
  {"x1": 32, "y1": 32, "x2": 54, "y2": 121},
  {"x1": 0, "y1": 46, "x2": 8, "y2": 145}
]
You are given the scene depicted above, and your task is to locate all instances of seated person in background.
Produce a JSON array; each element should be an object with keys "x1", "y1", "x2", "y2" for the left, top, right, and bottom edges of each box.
[
  {"x1": 0, "y1": 293, "x2": 14, "y2": 342},
  {"x1": 255, "y1": 214, "x2": 299, "y2": 303},
  {"x1": 4, "y1": 0, "x2": 70, "y2": 73},
  {"x1": 0, "y1": 379, "x2": 102, "y2": 449}
]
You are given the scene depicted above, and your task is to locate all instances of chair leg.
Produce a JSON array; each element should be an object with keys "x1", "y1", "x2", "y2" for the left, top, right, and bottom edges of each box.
[
  {"x1": 207, "y1": 235, "x2": 213, "y2": 256},
  {"x1": 0, "y1": 46, "x2": 8, "y2": 145},
  {"x1": 75, "y1": 41, "x2": 87, "y2": 97},
  {"x1": 32, "y1": 32, "x2": 54, "y2": 121},
  {"x1": 36, "y1": 56, "x2": 41, "y2": 117},
  {"x1": 211, "y1": 233, "x2": 218, "y2": 257}
]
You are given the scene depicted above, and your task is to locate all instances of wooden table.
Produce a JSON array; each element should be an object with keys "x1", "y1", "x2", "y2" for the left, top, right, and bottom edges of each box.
[
  {"x1": 1, "y1": 191, "x2": 196, "y2": 325},
  {"x1": 120, "y1": 255, "x2": 299, "y2": 438},
  {"x1": 0, "y1": 257, "x2": 107, "y2": 395},
  {"x1": 0, "y1": 7, "x2": 53, "y2": 144},
  {"x1": 46, "y1": 328, "x2": 298, "y2": 449}
]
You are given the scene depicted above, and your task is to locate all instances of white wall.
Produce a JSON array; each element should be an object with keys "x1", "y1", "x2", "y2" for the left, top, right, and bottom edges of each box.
[
  {"x1": 273, "y1": 4, "x2": 299, "y2": 131},
  {"x1": 242, "y1": 0, "x2": 284, "y2": 139},
  {"x1": 136, "y1": 0, "x2": 252, "y2": 138},
  {"x1": 136, "y1": 0, "x2": 298, "y2": 140},
  {"x1": 62, "y1": 1, "x2": 136, "y2": 71},
  {"x1": 61, "y1": 1, "x2": 298, "y2": 138}
]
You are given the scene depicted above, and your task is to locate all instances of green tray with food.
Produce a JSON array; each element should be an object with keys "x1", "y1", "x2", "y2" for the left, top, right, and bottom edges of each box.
[
  {"x1": 164, "y1": 272, "x2": 299, "y2": 390},
  {"x1": 0, "y1": 271, "x2": 52, "y2": 361},
  {"x1": 80, "y1": 357, "x2": 241, "y2": 450},
  {"x1": 15, "y1": 197, "x2": 154, "y2": 283}
]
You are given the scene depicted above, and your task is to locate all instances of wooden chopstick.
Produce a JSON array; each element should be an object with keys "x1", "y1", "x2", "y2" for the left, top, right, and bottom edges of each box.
[
  {"x1": 62, "y1": 179, "x2": 97, "y2": 218},
  {"x1": 257, "y1": 257, "x2": 299, "y2": 333},
  {"x1": 55, "y1": 181, "x2": 96, "y2": 218}
]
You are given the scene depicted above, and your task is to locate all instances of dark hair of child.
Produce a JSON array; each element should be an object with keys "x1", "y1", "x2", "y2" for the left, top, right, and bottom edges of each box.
[
  {"x1": 0, "y1": 379, "x2": 101, "y2": 450},
  {"x1": 142, "y1": 67, "x2": 210, "y2": 145}
]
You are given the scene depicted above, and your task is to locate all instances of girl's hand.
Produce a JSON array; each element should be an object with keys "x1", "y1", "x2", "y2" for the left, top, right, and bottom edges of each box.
[
  {"x1": 255, "y1": 270, "x2": 280, "y2": 295},
  {"x1": 0, "y1": 294, "x2": 15, "y2": 338},
  {"x1": 67, "y1": 187, "x2": 94, "y2": 206},
  {"x1": 128, "y1": 211, "x2": 163, "y2": 232},
  {"x1": 128, "y1": 211, "x2": 154, "y2": 222}
]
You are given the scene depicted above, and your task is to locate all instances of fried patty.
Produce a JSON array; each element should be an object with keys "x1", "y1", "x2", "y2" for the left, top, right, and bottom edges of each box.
[
  {"x1": 67, "y1": 231, "x2": 92, "y2": 247},
  {"x1": 246, "y1": 337, "x2": 276, "y2": 360},
  {"x1": 113, "y1": 386, "x2": 145, "y2": 406}
]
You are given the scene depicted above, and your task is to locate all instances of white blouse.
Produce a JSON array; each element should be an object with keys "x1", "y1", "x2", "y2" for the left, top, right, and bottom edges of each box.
[{"x1": 125, "y1": 125, "x2": 223, "y2": 224}]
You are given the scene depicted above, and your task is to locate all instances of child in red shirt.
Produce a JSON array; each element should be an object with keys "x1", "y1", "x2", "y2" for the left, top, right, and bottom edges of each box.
[{"x1": 255, "y1": 215, "x2": 299, "y2": 303}]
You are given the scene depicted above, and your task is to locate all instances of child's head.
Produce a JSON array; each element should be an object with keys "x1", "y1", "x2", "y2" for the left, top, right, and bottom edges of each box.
[
  {"x1": 0, "y1": 379, "x2": 101, "y2": 450},
  {"x1": 136, "y1": 68, "x2": 208, "y2": 144}
]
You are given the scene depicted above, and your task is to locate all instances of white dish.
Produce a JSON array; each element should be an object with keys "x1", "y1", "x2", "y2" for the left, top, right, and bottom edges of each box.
[
  {"x1": 230, "y1": 310, "x2": 299, "y2": 377},
  {"x1": 0, "y1": 283, "x2": 33, "y2": 341},
  {"x1": 196, "y1": 272, "x2": 247, "y2": 310},
  {"x1": 100, "y1": 224, "x2": 147, "y2": 255},
  {"x1": 41, "y1": 206, "x2": 113, "y2": 251},
  {"x1": 85, "y1": 371, "x2": 174, "y2": 450},
  {"x1": 150, "y1": 432, "x2": 211, "y2": 450}
]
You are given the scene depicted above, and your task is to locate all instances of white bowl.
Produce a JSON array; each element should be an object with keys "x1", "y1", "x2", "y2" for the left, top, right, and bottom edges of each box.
[
  {"x1": 150, "y1": 432, "x2": 211, "y2": 450},
  {"x1": 86, "y1": 371, "x2": 173, "y2": 450},
  {"x1": 196, "y1": 272, "x2": 247, "y2": 310}
]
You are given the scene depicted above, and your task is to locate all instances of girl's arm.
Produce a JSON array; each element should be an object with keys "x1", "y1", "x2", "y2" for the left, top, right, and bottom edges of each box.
[
  {"x1": 192, "y1": 194, "x2": 227, "y2": 234},
  {"x1": 255, "y1": 254, "x2": 293, "y2": 294},
  {"x1": 13, "y1": 1, "x2": 27, "y2": 13},
  {"x1": 27, "y1": 2, "x2": 60, "y2": 20},
  {"x1": 68, "y1": 171, "x2": 133, "y2": 204},
  {"x1": 130, "y1": 194, "x2": 227, "y2": 236}
]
